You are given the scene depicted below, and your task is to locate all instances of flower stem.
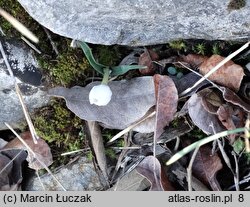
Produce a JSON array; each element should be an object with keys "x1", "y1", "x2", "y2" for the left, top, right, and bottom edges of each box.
[{"x1": 101, "y1": 67, "x2": 110, "y2": 85}]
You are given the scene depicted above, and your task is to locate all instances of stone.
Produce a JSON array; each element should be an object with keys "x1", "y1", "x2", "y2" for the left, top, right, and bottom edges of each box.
[
  {"x1": 17, "y1": 0, "x2": 250, "y2": 46},
  {"x1": 25, "y1": 157, "x2": 106, "y2": 191},
  {"x1": 0, "y1": 37, "x2": 49, "y2": 130},
  {"x1": 107, "y1": 169, "x2": 150, "y2": 191}
]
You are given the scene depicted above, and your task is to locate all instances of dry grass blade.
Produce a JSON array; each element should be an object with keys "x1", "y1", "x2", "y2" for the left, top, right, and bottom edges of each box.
[
  {"x1": 21, "y1": 36, "x2": 41, "y2": 54},
  {"x1": 0, "y1": 8, "x2": 38, "y2": 43},
  {"x1": 15, "y1": 84, "x2": 39, "y2": 144},
  {"x1": 5, "y1": 123, "x2": 66, "y2": 191},
  {"x1": 180, "y1": 41, "x2": 250, "y2": 96},
  {"x1": 177, "y1": 61, "x2": 221, "y2": 92},
  {"x1": 187, "y1": 147, "x2": 199, "y2": 191},
  {"x1": 166, "y1": 128, "x2": 246, "y2": 165},
  {"x1": 109, "y1": 110, "x2": 156, "y2": 143},
  {"x1": 0, "y1": 150, "x2": 24, "y2": 175},
  {"x1": 245, "y1": 114, "x2": 250, "y2": 152}
]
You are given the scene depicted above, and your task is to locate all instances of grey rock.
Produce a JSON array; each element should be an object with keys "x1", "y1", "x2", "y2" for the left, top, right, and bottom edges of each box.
[
  {"x1": 0, "y1": 37, "x2": 49, "y2": 130},
  {"x1": 25, "y1": 157, "x2": 106, "y2": 191},
  {"x1": 17, "y1": 0, "x2": 250, "y2": 46},
  {"x1": 108, "y1": 169, "x2": 150, "y2": 191}
]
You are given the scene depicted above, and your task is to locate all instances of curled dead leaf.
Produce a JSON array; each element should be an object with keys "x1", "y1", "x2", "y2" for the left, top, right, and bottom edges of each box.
[
  {"x1": 0, "y1": 149, "x2": 27, "y2": 190},
  {"x1": 136, "y1": 156, "x2": 174, "y2": 191},
  {"x1": 200, "y1": 88, "x2": 224, "y2": 114},
  {"x1": 154, "y1": 75, "x2": 178, "y2": 140},
  {"x1": 139, "y1": 49, "x2": 159, "y2": 75},
  {"x1": 4, "y1": 132, "x2": 53, "y2": 170},
  {"x1": 221, "y1": 87, "x2": 250, "y2": 113},
  {"x1": 192, "y1": 145, "x2": 222, "y2": 191},
  {"x1": 180, "y1": 54, "x2": 208, "y2": 68},
  {"x1": 188, "y1": 89, "x2": 225, "y2": 134},
  {"x1": 199, "y1": 55, "x2": 244, "y2": 92}
]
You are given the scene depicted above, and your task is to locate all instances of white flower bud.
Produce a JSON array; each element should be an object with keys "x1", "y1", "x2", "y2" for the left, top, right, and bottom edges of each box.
[{"x1": 89, "y1": 84, "x2": 112, "y2": 106}]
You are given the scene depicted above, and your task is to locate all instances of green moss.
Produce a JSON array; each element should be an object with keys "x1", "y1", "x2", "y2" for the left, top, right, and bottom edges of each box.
[
  {"x1": 38, "y1": 40, "x2": 91, "y2": 87},
  {"x1": 171, "y1": 119, "x2": 180, "y2": 128},
  {"x1": 87, "y1": 151, "x2": 94, "y2": 161},
  {"x1": 105, "y1": 148, "x2": 116, "y2": 160},
  {"x1": 33, "y1": 100, "x2": 85, "y2": 152},
  {"x1": 187, "y1": 127, "x2": 206, "y2": 140},
  {"x1": 117, "y1": 140, "x2": 125, "y2": 147},
  {"x1": 94, "y1": 45, "x2": 121, "y2": 66},
  {"x1": 194, "y1": 43, "x2": 206, "y2": 55},
  {"x1": 50, "y1": 53, "x2": 89, "y2": 86},
  {"x1": 233, "y1": 138, "x2": 244, "y2": 154},
  {"x1": 169, "y1": 40, "x2": 187, "y2": 51},
  {"x1": 212, "y1": 43, "x2": 221, "y2": 55},
  {"x1": 227, "y1": 0, "x2": 246, "y2": 10}
]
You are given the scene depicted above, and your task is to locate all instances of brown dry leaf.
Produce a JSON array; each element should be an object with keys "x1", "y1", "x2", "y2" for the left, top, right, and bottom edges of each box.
[
  {"x1": 154, "y1": 74, "x2": 178, "y2": 140},
  {"x1": 139, "y1": 49, "x2": 159, "y2": 75},
  {"x1": 136, "y1": 156, "x2": 174, "y2": 191},
  {"x1": 188, "y1": 89, "x2": 225, "y2": 134},
  {"x1": 0, "y1": 149, "x2": 27, "y2": 190},
  {"x1": 192, "y1": 145, "x2": 222, "y2": 191},
  {"x1": 180, "y1": 54, "x2": 208, "y2": 68},
  {"x1": 242, "y1": 82, "x2": 250, "y2": 101},
  {"x1": 217, "y1": 104, "x2": 236, "y2": 141},
  {"x1": 221, "y1": 87, "x2": 250, "y2": 113},
  {"x1": 199, "y1": 55, "x2": 244, "y2": 92},
  {"x1": 217, "y1": 104, "x2": 236, "y2": 140},
  {"x1": 200, "y1": 88, "x2": 224, "y2": 114},
  {"x1": 4, "y1": 132, "x2": 53, "y2": 170}
]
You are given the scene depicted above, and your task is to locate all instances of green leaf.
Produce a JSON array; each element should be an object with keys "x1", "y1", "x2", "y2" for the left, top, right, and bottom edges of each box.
[
  {"x1": 111, "y1": 65, "x2": 147, "y2": 76},
  {"x1": 78, "y1": 41, "x2": 107, "y2": 75}
]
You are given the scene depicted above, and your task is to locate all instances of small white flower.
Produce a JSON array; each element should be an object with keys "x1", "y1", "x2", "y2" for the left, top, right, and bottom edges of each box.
[{"x1": 89, "y1": 84, "x2": 112, "y2": 106}]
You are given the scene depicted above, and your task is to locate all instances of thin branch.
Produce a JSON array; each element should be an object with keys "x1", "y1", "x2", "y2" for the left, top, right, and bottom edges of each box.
[
  {"x1": 43, "y1": 27, "x2": 59, "y2": 55},
  {"x1": 180, "y1": 41, "x2": 250, "y2": 97},
  {"x1": 5, "y1": 123, "x2": 66, "y2": 191}
]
